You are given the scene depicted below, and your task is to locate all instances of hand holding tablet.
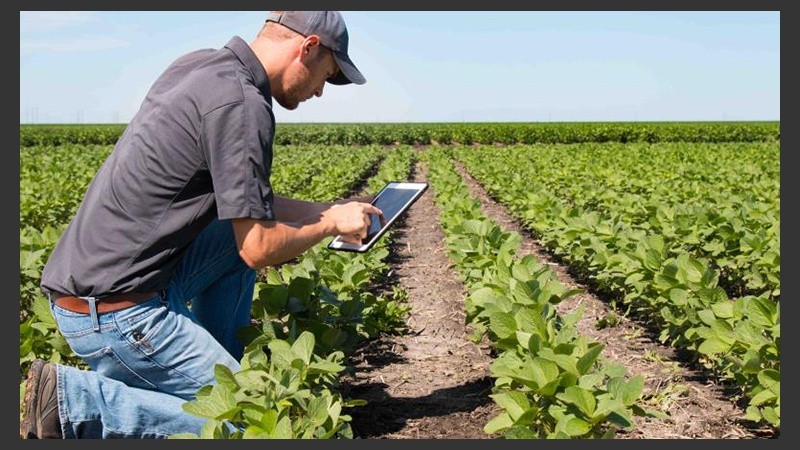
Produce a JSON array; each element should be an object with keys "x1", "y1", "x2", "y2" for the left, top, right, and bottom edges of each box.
[{"x1": 327, "y1": 182, "x2": 428, "y2": 253}]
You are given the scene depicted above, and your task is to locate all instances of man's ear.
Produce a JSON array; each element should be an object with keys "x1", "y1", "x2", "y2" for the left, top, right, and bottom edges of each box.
[{"x1": 300, "y1": 35, "x2": 321, "y2": 59}]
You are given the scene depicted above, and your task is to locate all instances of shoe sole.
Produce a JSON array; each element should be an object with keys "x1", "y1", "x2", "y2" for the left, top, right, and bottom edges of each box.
[{"x1": 20, "y1": 359, "x2": 45, "y2": 439}]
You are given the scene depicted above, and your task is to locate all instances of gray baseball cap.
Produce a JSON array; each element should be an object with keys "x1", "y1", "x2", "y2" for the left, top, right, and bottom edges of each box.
[{"x1": 266, "y1": 11, "x2": 366, "y2": 85}]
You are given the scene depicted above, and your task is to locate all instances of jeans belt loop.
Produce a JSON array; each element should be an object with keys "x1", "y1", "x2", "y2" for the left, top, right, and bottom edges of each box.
[{"x1": 81, "y1": 296, "x2": 101, "y2": 332}]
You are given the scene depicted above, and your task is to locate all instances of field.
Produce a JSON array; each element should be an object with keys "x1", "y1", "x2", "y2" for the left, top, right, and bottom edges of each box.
[{"x1": 19, "y1": 122, "x2": 780, "y2": 439}]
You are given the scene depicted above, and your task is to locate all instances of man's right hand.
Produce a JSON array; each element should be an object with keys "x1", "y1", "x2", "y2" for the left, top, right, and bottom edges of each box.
[{"x1": 323, "y1": 201, "x2": 383, "y2": 244}]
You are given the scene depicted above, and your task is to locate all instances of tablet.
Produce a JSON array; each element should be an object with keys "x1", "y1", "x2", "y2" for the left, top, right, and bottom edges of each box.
[{"x1": 327, "y1": 182, "x2": 428, "y2": 253}]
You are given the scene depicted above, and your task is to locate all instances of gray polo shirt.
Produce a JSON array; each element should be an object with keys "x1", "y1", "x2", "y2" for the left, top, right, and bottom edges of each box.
[{"x1": 41, "y1": 36, "x2": 276, "y2": 298}]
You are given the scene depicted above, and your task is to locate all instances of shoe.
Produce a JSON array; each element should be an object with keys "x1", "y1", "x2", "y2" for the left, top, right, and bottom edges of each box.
[{"x1": 20, "y1": 359, "x2": 62, "y2": 439}]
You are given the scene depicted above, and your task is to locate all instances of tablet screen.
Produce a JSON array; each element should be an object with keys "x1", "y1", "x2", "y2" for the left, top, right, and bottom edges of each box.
[{"x1": 327, "y1": 182, "x2": 428, "y2": 252}]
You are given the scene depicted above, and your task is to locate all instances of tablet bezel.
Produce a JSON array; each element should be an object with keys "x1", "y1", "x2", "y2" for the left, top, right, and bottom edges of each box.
[{"x1": 326, "y1": 181, "x2": 428, "y2": 253}]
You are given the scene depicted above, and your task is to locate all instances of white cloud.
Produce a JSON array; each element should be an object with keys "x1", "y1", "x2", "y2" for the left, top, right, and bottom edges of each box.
[
  {"x1": 20, "y1": 36, "x2": 129, "y2": 53},
  {"x1": 20, "y1": 11, "x2": 98, "y2": 33}
]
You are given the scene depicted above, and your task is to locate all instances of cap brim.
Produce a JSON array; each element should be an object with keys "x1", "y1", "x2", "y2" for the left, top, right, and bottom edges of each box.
[{"x1": 328, "y1": 51, "x2": 366, "y2": 85}]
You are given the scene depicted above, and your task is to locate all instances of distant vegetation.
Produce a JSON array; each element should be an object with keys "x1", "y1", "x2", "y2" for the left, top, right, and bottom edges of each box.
[{"x1": 20, "y1": 121, "x2": 779, "y2": 147}]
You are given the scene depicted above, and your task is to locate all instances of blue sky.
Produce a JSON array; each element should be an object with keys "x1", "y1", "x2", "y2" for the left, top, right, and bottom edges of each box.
[{"x1": 19, "y1": 11, "x2": 780, "y2": 124}]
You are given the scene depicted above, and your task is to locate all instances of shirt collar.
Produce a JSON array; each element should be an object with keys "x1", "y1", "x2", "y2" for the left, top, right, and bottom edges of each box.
[{"x1": 224, "y1": 36, "x2": 271, "y2": 103}]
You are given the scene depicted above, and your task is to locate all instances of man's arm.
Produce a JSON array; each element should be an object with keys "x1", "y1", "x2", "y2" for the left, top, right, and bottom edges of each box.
[
  {"x1": 233, "y1": 200, "x2": 382, "y2": 269},
  {"x1": 273, "y1": 194, "x2": 375, "y2": 223}
]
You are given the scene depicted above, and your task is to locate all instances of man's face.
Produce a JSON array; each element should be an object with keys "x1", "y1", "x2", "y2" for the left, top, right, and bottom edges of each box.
[{"x1": 276, "y1": 42, "x2": 339, "y2": 111}]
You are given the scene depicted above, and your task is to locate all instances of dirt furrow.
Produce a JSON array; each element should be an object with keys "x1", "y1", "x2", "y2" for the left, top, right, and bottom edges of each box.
[{"x1": 342, "y1": 160, "x2": 500, "y2": 439}]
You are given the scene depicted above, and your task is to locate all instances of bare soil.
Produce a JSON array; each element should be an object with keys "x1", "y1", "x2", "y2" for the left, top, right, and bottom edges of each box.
[
  {"x1": 340, "y1": 156, "x2": 776, "y2": 439},
  {"x1": 341, "y1": 162, "x2": 499, "y2": 439}
]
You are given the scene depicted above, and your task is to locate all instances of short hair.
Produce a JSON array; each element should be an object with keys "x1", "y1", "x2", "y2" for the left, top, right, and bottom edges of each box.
[
  {"x1": 258, "y1": 12, "x2": 333, "y2": 65},
  {"x1": 259, "y1": 11, "x2": 302, "y2": 41}
]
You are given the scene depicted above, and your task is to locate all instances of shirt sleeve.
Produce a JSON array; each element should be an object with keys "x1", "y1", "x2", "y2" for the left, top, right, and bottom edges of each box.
[{"x1": 200, "y1": 96, "x2": 276, "y2": 222}]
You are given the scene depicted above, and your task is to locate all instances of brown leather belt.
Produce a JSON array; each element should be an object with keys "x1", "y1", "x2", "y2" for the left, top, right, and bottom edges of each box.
[{"x1": 54, "y1": 292, "x2": 158, "y2": 314}]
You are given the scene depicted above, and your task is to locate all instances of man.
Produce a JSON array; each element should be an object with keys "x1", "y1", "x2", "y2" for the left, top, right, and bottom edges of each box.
[{"x1": 21, "y1": 11, "x2": 380, "y2": 439}]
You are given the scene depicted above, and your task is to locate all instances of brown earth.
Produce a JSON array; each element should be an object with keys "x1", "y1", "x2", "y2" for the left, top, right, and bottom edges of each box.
[
  {"x1": 340, "y1": 155, "x2": 776, "y2": 439},
  {"x1": 341, "y1": 161, "x2": 500, "y2": 439}
]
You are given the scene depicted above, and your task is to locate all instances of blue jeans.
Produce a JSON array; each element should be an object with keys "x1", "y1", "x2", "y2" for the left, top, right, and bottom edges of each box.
[{"x1": 49, "y1": 219, "x2": 256, "y2": 438}]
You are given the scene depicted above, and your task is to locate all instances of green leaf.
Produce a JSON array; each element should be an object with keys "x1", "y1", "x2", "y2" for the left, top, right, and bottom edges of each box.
[
  {"x1": 606, "y1": 410, "x2": 634, "y2": 429},
  {"x1": 510, "y1": 278, "x2": 534, "y2": 302},
  {"x1": 488, "y1": 310, "x2": 517, "y2": 340},
  {"x1": 259, "y1": 409, "x2": 279, "y2": 434},
  {"x1": 490, "y1": 391, "x2": 530, "y2": 421},
  {"x1": 345, "y1": 398, "x2": 368, "y2": 407},
  {"x1": 515, "y1": 331, "x2": 533, "y2": 348},
  {"x1": 710, "y1": 301, "x2": 734, "y2": 319},
  {"x1": 685, "y1": 258, "x2": 706, "y2": 283},
  {"x1": 669, "y1": 288, "x2": 688, "y2": 306},
  {"x1": 328, "y1": 400, "x2": 342, "y2": 426},
  {"x1": 199, "y1": 419, "x2": 219, "y2": 438},
  {"x1": 214, "y1": 364, "x2": 238, "y2": 392},
  {"x1": 291, "y1": 331, "x2": 316, "y2": 365},
  {"x1": 761, "y1": 407, "x2": 780, "y2": 427},
  {"x1": 307, "y1": 395, "x2": 330, "y2": 427},
  {"x1": 308, "y1": 360, "x2": 345, "y2": 374},
  {"x1": 242, "y1": 342, "x2": 270, "y2": 370},
  {"x1": 242, "y1": 425, "x2": 270, "y2": 439},
  {"x1": 259, "y1": 285, "x2": 288, "y2": 316},
  {"x1": 343, "y1": 263, "x2": 369, "y2": 287},
  {"x1": 514, "y1": 306, "x2": 539, "y2": 334},
  {"x1": 558, "y1": 414, "x2": 591, "y2": 437},
  {"x1": 697, "y1": 337, "x2": 731, "y2": 355},
  {"x1": 468, "y1": 287, "x2": 498, "y2": 309},
  {"x1": 644, "y1": 249, "x2": 663, "y2": 271},
  {"x1": 483, "y1": 412, "x2": 513, "y2": 434},
  {"x1": 709, "y1": 319, "x2": 736, "y2": 345},
  {"x1": 265, "y1": 267, "x2": 283, "y2": 285},
  {"x1": 647, "y1": 235, "x2": 665, "y2": 254},
  {"x1": 511, "y1": 260, "x2": 532, "y2": 282},
  {"x1": 697, "y1": 309, "x2": 716, "y2": 326},
  {"x1": 31, "y1": 295, "x2": 56, "y2": 324},
  {"x1": 744, "y1": 405, "x2": 762, "y2": 422},
  {"x1": 577, "y1": 343, "x2": 605, "y2": 374},
  {"x1": 267, "y1": 339, "x2": 294, "y2": 367},
  {"x1": 550, "y1": 354, "x2": 579, "y2": 377},
  {"x1": 529, "y1": 358, "x2": 560, "y2": 390},
  {"x1": 621, "y1": 375, "x2": 644, "y2": 406},
  {"x1": 288, "y1": 276, "x2": 315, "y2": 302},
  {"x1": 557, "y1": 386, "x2": 596, "y2": 416},
  {"x1": 182, "y1": 384, "x2": 237, "y2": 420},
  {"x1": 234, "y1": 369, "x2": 270, "y2": 392},
  {"x1": 757, "y1": 369, "x2": 780, "y2": 395},
  {"x1": 273, "y1": 415, "x2": 293, "y2": 438},
  {"x1": 594, "y1": 396, "x2": 625, "y2": 419},
  {"x1": 527, "y1": 334, "x2": 543, "y2": 354},
  {"x1": 749, "y1": 388, "x2": 777, "y2": 407},
  {"x1": 604, "y1": 363, "x2": 627, "y2": 379},
  {"x1": 746, "y1": 296, "x2": 777, "y2": 328},
  {"x1": 504, "y1": 426, "x2": 538, "y2": 439}
]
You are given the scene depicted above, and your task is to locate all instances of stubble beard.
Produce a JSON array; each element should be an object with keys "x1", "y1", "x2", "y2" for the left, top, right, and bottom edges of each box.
[{"x1": 275, "y1": 91, "x2": 300, "y2": 111}]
